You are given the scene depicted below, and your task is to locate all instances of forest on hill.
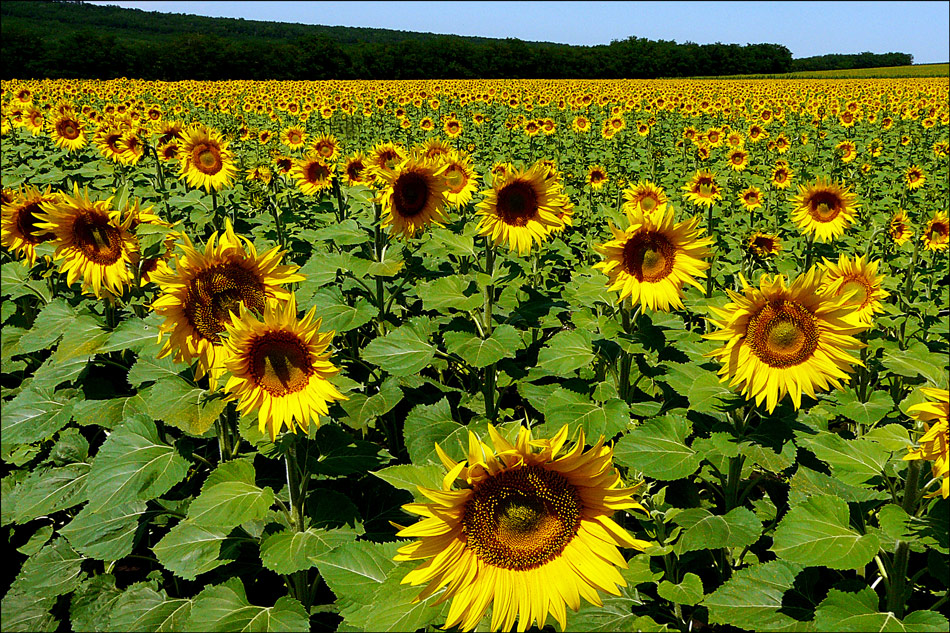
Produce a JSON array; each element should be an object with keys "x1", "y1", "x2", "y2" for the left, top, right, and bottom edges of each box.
[{"x1": 0, "y1": 1, "x2": 914, "y2": 80}]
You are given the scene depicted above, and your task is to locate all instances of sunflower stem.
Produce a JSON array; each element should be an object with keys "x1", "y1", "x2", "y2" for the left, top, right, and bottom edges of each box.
[
  {"x1": 210, "y1": 188, "x2": 220, "y2": 232},
  {"x1": 705, "y1": 203, "x2": 716, "y2": 297},
  {"x1": 483, "y1": 239, "x2": 497, "y2": 422},
  {"x1": 284, "y1": 435, "x2": 313, "y2": 608},
  {"x1": 803, "y1": 232, "x2": 815, "y2": 272},
  {"x1": 373, "y1": 203, "x2": 388, "y2": 334},
  {"x1": 886, "y1": 459, "x2": 922, "y2": 618}
]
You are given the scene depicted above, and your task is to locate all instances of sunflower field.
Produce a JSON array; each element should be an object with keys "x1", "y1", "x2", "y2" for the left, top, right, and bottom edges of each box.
[{"x1": 1, "y1": 77, "x2": 949, "y2": 633}]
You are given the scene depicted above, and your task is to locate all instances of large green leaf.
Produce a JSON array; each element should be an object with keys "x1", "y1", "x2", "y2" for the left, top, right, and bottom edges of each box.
[
  {"x1": 15, "y1": 298, "x2": 75, "y2": 354},
  {"x1": 362, "y1": 323, "x2": 435, "y2": 376},
  {"x1": 106, "y1": 583, "x2": 193, "y2": 633},
  {"x1": 417, "y1": 276, "x2": 481, "y2": 312},
  {"x1": 315, "y1": 540, "x2": 399, "y2": 611},
  {"x1": 704, "y1": 560, "x2": 807, "y2": 631},
  {"x1": 145, "y1": 375, "x2": 227, "y2": 436},
  {"x1": 70, "y1": 574, "x2": 123, "y2": 633},
  {"x1": 371, "y1": 464, "x2": 445, "y2": 501},
  {"x1": 835, "y1": 390, "x2": 894, "y2": 427},
  {"x1": 60, "y1": 501, "x2": 147, "y2": 561},
  {"x1": 1, "y1": 384, "x2": 78, "y2": 444},
  {"x1": 671, "y1": 507, "x2": 761, "y2": 555},
  {"x1": 259, "y1": 526, "x2": 359, "y2": 575},
  {"x1": 85, "y1": 415, "x2": 190, "y2": 512},
  {"x1": 537, "y1": 329, "x2": 595, "y2": 374},
  {"x1": 1, "y1": 590, "x2": 57, "y2": 633},
  {"x1": 771, "y1": 494, "x2": 880, "y2": 569},
  {"x1": 188, "y1": 578, "x2": 309, "y2": 632},
  {"x1": 796, "y1": 431, "x2": 890, "y2": 486},
  {"x1": 152, "y1": 521, "x2": 233, "y2": 581},
  {"x1": 9, "y1": 537, "x2": 85, "y2": 599},
  {"x1": 187, "y1": 481, "x2": 274, "y2": 529},
  {"x1": 340, "y1": 562, "x2": 449, "y2": 632},
  {"x1": 613, "y1": 414, "x2": 700, "y2": 480},
  {"x1": 657, "y1": 573, "x2": 704, "y2": 606},
  {"x1": 12, "y1": 463, "x2": 90, "y2": 524},
  {"x1": 402, "y1": 398, "x2": 461, "y2": 464},
  {"x1": 813, "y1": 586, "x2": 949, "y2": 632},
  {"x1": 539, "y1": 387, "x2": 629, "y2": 439},
  {"x1": 305, "y1": 288, "x2": 377, "y2": 333}
]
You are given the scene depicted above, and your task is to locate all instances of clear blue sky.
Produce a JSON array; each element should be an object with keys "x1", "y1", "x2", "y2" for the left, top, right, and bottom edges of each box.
[{"x1": 89, "y1": 1, "x2": 950, "y2": 63}]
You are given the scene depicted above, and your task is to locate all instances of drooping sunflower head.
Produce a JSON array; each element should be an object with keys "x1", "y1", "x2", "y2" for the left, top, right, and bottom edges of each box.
[
  {"x1": 921, "y1": 211, "x2": 950, "y2": 251},
  {"x1": 594, "y1": 207, "x2": 714, "y2": 311},
  {"x1": 705, "y1": 269, "x2": 869, "y2": 412},
  {"x1": 888, "y1": 210, "x2": 913, "y2": 246},
  {"x1": 819, "y1": 254, "x2": 889, "y2": 323},
  {"x1": 311, "y1": 133, "x2": 340, "y2": 162},
  {"x1": 49, "y1": 113, "x2": 86, "y2": 151},
  {"x1": 35, "y1": 184, "x2": 138, "y2": 298},
  {"x1": 223, "y1": 295, "x2": 346, "y2": 441},
  {"x1": 342, "y1": 152, "x2": 369, "y2": 186},
  {"x1": 440, "y1": 150, "x2": 480, "y2": 208},
  {"x1": 475, "y1": 161, "x2": 570, "y2": 255},
  {"x1": 905, "y1": 165, "x2": 926, "y2": 190},
  {"x1": 746, "y1": 231, "x2": 782, "y2": 258},
  {"x1": 377, "y1": 154, "x2": 451, "y2": 239},
  {"x1": 622, "y1": 180, "x2": 668, "y2": 220},
  {"x1": 150, "y1": 220, "x2": 305, "y2": 388},
  {"x1": 791, "y1": 178, "x2": 859, "y2": 242},
  {"x1": 95, "y1": 125, "x2": 126, "y2": 163},
  {"x1": 585, "y1": 165, "x2": 608, "y2": 190},
  {"x1": 280, "y1": 125, "x2": 307, "y2": 150},
  {"x1": 904, "y1": 387, "x2": 949, "y2": 499},
  {"x1": 395, "y1": 424, "x2": 649, "y2": 633},
  {"x1": 682, "y1": 170, "x2": 722, "y2": 208},
  {"x1": 739, "y1": 186, "x2": 764, "y2": 211},
  {"x1": 291, "y1": 153, "x2": 335, "y2": 196},
  {"x1": 177, "y1": 125, "x2": 237, "y2": 192},
  {"x1": 1, "y1": 184, "x2": 59, "y2": 267}
]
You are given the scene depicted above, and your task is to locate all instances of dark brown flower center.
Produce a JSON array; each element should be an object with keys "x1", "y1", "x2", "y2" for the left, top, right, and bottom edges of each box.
[
  {"x1": 496, "y1": 180, "x2": 538, "y2": 227},
  {"x1": 250, "y1": 331, "x2": 313, "y2": 397},
  {"x1": 57, "y1": 118, "x2": 80, "y2": 140},
  {"x1": 193, "y1": 143, "x2": 223, "y2": 175},
  {"x1": 393, "y1": 171, "x2": 430, "y2": 218},
  {"x1": 16, "y1": 202, "x2": 55, "y2": 244},
  {"x1": 747, "y1": 299, "x2": 819, "y2": 368},
  {"x1": 73, "y1": 210, "x2": 123, "y2": 265},
  {"x1": 183, "y1": 263, "x2": 266, "y2": 343},
  {"x1": 305, "y1": 161, "x2": 331, "y2": 185},
  {"x1": 462, "y1": 465, "x2": 581, "y2": 571},
  {"x1": 622, "y1": 231, "x2": 676, "y2": 282},
  {"x1": 808, "y1": 191, "x2": 843, "y2": 222}
]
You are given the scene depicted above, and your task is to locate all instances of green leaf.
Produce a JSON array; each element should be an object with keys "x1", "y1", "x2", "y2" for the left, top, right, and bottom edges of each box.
[
  {"x1": 259, "y1": 527, "x2": 359, "y2": 575},
  {"x1": 613, "y1": 414, "x2": 700, "y2": 480},
  {"x1": 371, "y1": 464, "x2": 445, "y2": 500},
  {"x1": 704, "y1": 560, "x2": 806, "y2": 631},
  {"x1": 15, "y1": 298, "x2": 75, "y2": 354},
  {"x1": 187, "y1": 481, "x2": 274, "y2": 529},
  {"x1": 60, "y1": 501, "x2": 147, "y2": 561},
  {"x1": 54, "y1": 316, "x2": 111, "y2": 362},
  {"x1": 418, "y1": 276, "x2": 481, "y2": 312},
  {"x1": 789, "y1": 466, "x2": 889, "y2": 504},
  {"x1": 16, "y1": 525, "x2": 53, "y2": 556},
  {"x1": 9, "y1": 537, "x2": 85, "y2": 598},
  {"x1": 402, "y1": 398, "x2": 461, "y2": 464},
  {"x1": 771, "y1": 494, "x2": 880, "y2": 569},
  {"x1": 98, "y1": 316, "x2": 163, "y2": 354},
  {"x1": 362, "y1": 323, "x2": 435, "y2": 376},
  {"x1": 107, "y1": 583, "x2": 193, "y2": 633},
  {"x1": 188, "y1": 578, "x2": 309, "y2": 632},
  {"x1": 31, "y1": 352, "x2": 90, "y2": 390},
  {"x1": 671, "y1": 507, "x2": 761, "y2": 555},
  {"x1": 814, "y1": 586, "x2": 949, "y2": 632},
  {"x1": 145, "y1": 376, "x2": 227, "y2": 436},
  {"x1": 340, "y1": 562, "x2": 448, "y2": 632},
  {"x1": 73, "y1": 395, "x2": 148, "y2": 429},
  {"x1": 565, "y1": 563, "x2": 669, "y2": 632},
  {"x1": 152, "y1": 521, "x2": 232, "y2": 581},
  {"x1": 127, "y1": 355, "x2": 183, "y2": 387},
  {"x1": 48, "y1": 427, "x2": 89, "y2": 465},
  {"x1": 2, "y1": 384, "x2": 78, "y2": 444},
  {"x1": 836, "y1": 389, "x2": 894, "y2": 427},
  {"x1": 443, "y1": 330, "x2": 507, "y2": 368},
  {"x1": 882, "y1": 342, "x2": 949, "y2": 387},
  {"x1": 657, "y1": 572, "x2": 704, "y2": 606},
  {"x1": 315, "y1": 541, "x2": 399, "y2": 611},
  {"x1": 1, "y1": 260, "x2": 52, "y2": 302},
  {"x1": 305, "y1": 288, "x2": 377, "y2": 333},
  {"x1": 537, "y1": 329, "x2": 595, "y2": 374},
  {"x1": 70, "y1": 574, "x2": 123, "y2": 633},
  {"x1": 539, "y1": 387, "x2": 629, "y2": 439},
  {"x1": 12, "y1": 463, "x2": 90, "y2": 524},
  {"x1": 797, "y1": 431, "x2": 890, "y2": 486},
  {"x1": 1, "y1": 590, "x2": 57, "y2": 632},
  {"x1": 85, "y1": 415, "x2": 190, "y2": 512}
]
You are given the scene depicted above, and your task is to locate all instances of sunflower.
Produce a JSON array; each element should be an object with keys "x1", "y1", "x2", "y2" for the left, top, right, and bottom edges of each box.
[
  {"x1": 572, "y1": 116, "x2": 591, "y2": 133},
  {"x1": 311, "y1": 133, "x2": 340, "y2": 162},
  {"x1": 524, "y1": 119, "x2": 541, "y2": 137},
  {"x1": 177, "y1": 125, "x2": 237, "y2": 192},
  {"x1": 280, "y1": 125, "x2": 307, "y2": 150},
  {"x1": 420, "y1": 117, "x2": 435, "y2": 131},
  {"x1": 904, "y1": 387, "x2": 949, "y2": 499},
  {"x1": 835, "y1": 140, "x2": 857, "y2": 163},
  {"x1": 475, "y1": 162, "x2": 570, "y2": 255},
  {"x1": 150, "y1": 220, "x2": 303, "y2": 388},
  {"x1": 23, "y1": 106, "x2": 44, "y2": 136},
  {"x1": 421, "y1": 137, "x2": 452, "y2": 161},
  {"x1": 395, "y1": 424, "x2": 649, "y2": 632},
  {"x1": 342, "y1": 152, "x2": 370, "y2": 186},
  {"x1": 35, "y1": 184, "x2": 137, "y2": 298},
  {"x1": 116, "y1": 130, "x2": 146, "y2": 165},
  {"x1": 622, "y1": 181, "x2": 668, "y2": 220},
  {"x1": 905, "y1": 165, "x2": 926, "y2": 190},
  {"x1": 791, "y1": 179, "x2": 859, "y2": 242},
  {"x1": 888, "y1": 211, "x2": 913, "y2": 246},
  {"x1": 746, "y1": 231, "x2": 782, "y2": 258},
  {"x1": 921, "y1": 211, "x2": 949, "y2": 251},
  {"x1": 49, "y1": 113, "x2": 86, "y2": 151},
  {"x1": 727, "y1": 149, "x2": 748, "y2": 171},
  {"x1": 245, "y1": 165, "x2": 273, "y2": 185},
  {"x1": 706, "y1": 270, "x2": 869, "y2": 412},
  {"x1": 441, "y1": 151, "x2": 480, "y2": 208},
  {"x1": 258, "y1": 129, "x2": 273, "y2": 145},
  {"x1": 376, "y1": 155, "x2": 451, "y2": 239},
  {"x1": 95, "y1": 125, "x2": 125, "y2": 163},
  {"x1": 771, "y1": 162, "x2": 794, "y2": 189},
  {"x1": 1, "y1": 185, "x2": 59, "y2": 267},
  {"x1": 292, "y1": 153, "x2": 335, "y2": 196},
  {"x1": 594, "y1": 207, "x2": 713, "y2": 311},
  {"x1": 682, "y1": 170, "x2": 722, "y2": 208},
  {"x1": 443, "y1": 117, "x2": 463, "y2": 138},
  {"x1": 368, "y1": 142, "x2": 407, "y2": 184},
  {"x1": 223, "y1": 296, "x2": 346, "y2": 441},
  {"x1": 739, "y1": 186, "x2": 763, "y2": 211},
  {"x1": 586, "y1": 165, "x2": 608, "y2": 190},
  {"x1": 820, "y1": 255, "x2": 889, "y2": 323}
]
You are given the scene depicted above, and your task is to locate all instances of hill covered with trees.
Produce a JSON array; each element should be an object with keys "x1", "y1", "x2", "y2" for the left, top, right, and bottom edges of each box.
[{"x1": 0, "y1": 1, "x2": 914, "y2": 80}]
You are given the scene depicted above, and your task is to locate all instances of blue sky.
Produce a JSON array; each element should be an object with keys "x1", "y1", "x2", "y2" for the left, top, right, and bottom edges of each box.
[{"x1": 90, "y1": 1, "x2": 950, "y2": 63}]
